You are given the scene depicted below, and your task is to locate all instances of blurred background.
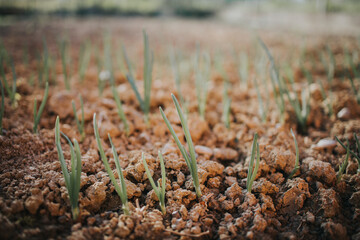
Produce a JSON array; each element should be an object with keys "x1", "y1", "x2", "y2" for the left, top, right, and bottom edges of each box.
[{"x1": 0, "y1": 0, "x2": 359, "y2": 36}]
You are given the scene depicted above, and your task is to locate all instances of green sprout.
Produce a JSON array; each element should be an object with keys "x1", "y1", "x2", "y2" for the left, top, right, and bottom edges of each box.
[
  {"x1": 0, "y1": 79, "x2": 4, "y2": 135},
  {"x1": 93, "y1": 114, "x2": 130, "y2": 215},
  {"x1": 1, "y1": 58, "x2": 18, "y2": 108},
  {"x1": 169, "y1": 47, "x2": 187, "y2": 115},
  {"x1": 95, "y1": 46, "x2": 105, "y2": 97},
  {"x1": 55, "y1": 116, "x2": 82, "y2": 220},
  {"x1": 33, "y1": 81, "x2": 49, "y2": 133},
  {"x1": 142, "y1": 151, "x2": 166, "y2": 214},
  {"x1": 238, "y1": 51, "x2": 249, "y2": 87},
  {"x1": 349, "y1": 74, "x2": 360, "y2": 104},
  {"x1": 60, "y1": 39, "x2": 70, "y2": 91},
  {"x1": 336, "y1": 138, "x2": 350, "y2": 184},
  {"x1": 160, "y1": 94, "x2": 201, "y2": 198},
  {"x1": 254, "y1": 78, "x2": 267, "y2": 123},
  {"x1": 320, "y1": 47, "x2": 335, "y2": 83},
  {"x1": 194, "y1": 45, "x2": 210, "y2": 119},
  {"x1": 288, "y1": 129, "x2": 300, "y2": 179},
  {"x1": 258, "y1": 38, "x2": 286, "y2": 124},
  {"x1": 125, "y1": 30, "x2": 153, "y2": 125},
  {"x1": 318, "y1": 79, "x2": 333, "y2": 116},
  {"x1": 42, "y1": 38, "x2": 50, "y2": 87},
  {"x1": 247, "y1": 133, "x2": 260, "y2": 194},
  {"x1": 111, "y1": 83, "x2": 129, "y2": 136},
  {"x1": 78, "y1": 41, "x2": 92, "y2": 83},
  {"x1": 122, "y1": 44, "x2": 135, "y2": 82},
  {"x1": 344, "y1": 47, "x2": 359, "y2": 79},
  {"x1": 72, "y1": 95, "x2": 85, "y2": 141},
  {"x1": 283, "y1": 68, "x2": 311, "y2": 133},
  {"x1": 222, "y1": 81, "x2": 231, "y2": 128},
  {"x1": 336, "y1": 135, "x2": 360, "y2": 173}
]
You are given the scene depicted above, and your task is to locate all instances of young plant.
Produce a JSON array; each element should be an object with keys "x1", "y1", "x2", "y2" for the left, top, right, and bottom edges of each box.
[
  {"x1": 0, "y1": 79, "x2": 4, "y2": 135},
  {"x1": 142, "y1": 151, "x2": 166, "y2": 214},
  {"x1": 33, "y1": 81, "x2": 49, "y2": 133},
  {"x1": 194, "y1": 45, "x2": 210, "y2": 119},
  {"x1": 222, "y1": 81, "x2": 231, "y2": 128},
  {"x1": 254, "y1": 78, "x2": 267, "y2": 123},
  {"x1": 169, "y1": 47, "x2": 187, "y2": 114},
  {"x1": 336, "y1": 139, "x2": 350, "y2": 184},
  {"x1": 318, "y1": 79, "x2": 333, "y2": 116},
  {"x1": 160, "y1": 94, "x2": 201, "y2": 198},
  {"x1": 247, "y1": 133, "x2": 260, "y2": 193},
  {"x1": 258, "y1": 38, "x2": 286, "y2": 124},
  {"x1": 72, "y1": 95, "x2": 85, "y2": 141},
  {"x1": 1, "y1": 58, "x2": 18, "y2": 108},
  {"x1": 288, "y1": 129, "x2": 300, "y2": 179},
  {"x1": 238, "y1": 51, "x2": 249, "y2": 87},
  {"x1": 344, "y1": 47, "x2": 359, "y2": 79},
  {"x1": 336, "y1": 135, "x2": 360, "y2": 173},
  {"x1": 78, "y1": 41, "x2": 92, "y2": 83},
  {"x1": 111, "y1": 83, "x2": 129, "y2": 136},
  {"x1": 349, "y1": 74, "x2": 360, "y2": 104},
  {"x1": 60, "y1": 39, "x2": 70, "y2": 90},
  {"x1": 42, "y1": 38, "x2": 50, "y2": 87},
  {"x1": 125, "y1": 30, "x2": 153, "y2": 125},
  {"x1": 95, "y1": 46, "x2": 106, "y2": 96},
  {"x1": 55, "y1": 116, "x2": 82, "y2": 220},
  {"x1": 93, "y1": 114, "x2": 130, "y2": 215},
  {"x1": 283, "y1": 69, "x2": 311, "y2": 133}
]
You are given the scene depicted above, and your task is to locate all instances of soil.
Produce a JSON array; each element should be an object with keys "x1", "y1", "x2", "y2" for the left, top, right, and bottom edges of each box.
[{"x1": 0, "y1": 17, "x2": 360, "y2": 240}]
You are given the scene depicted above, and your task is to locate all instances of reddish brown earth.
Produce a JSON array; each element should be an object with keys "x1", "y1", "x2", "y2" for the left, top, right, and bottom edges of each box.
[{"x1": 0, "y1": 17, "x2": 360, "y2": 240}]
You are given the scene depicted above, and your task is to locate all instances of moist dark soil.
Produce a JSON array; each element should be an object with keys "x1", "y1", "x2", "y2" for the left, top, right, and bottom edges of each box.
[{"x1": 0, "y1": 17, "x2": 360, "y2": 240}]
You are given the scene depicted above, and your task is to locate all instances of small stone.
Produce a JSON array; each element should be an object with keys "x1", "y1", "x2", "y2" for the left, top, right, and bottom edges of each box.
[
  {"x1": 214, "y1": 148, "x2": 238, "y2": 161},
  {"x1": 313, "y1": 139, "x2": 337, "y2": 151},
  {"x1": 195, "y1": 145, "x2": 213, "y2": 158},
  {"x1": 337, "y1": 107, "x2": 351, "y2": 120}
]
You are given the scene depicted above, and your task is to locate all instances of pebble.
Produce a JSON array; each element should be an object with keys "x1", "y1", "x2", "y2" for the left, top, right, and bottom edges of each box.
[
  {"x1": 337, "y1": 107, "x2": 351, "y2": 120},
  {"x1": 313, "y1": 139, "x2": 337, "y2": 150}
]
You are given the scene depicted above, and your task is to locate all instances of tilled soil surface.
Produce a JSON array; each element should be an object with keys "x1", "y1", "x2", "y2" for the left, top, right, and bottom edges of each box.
[{"x1": 0, "y1": 17, "x2": 360, "y2": 240}]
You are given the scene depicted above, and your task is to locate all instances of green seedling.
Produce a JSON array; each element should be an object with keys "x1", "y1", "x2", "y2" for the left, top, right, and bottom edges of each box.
[
  {"x1": 125, "y1": 30, "x2": 153, "y2": 125},
  {"x1": 160, "y1": 94, "x2": 201, "y2": 198},
  {"x1": 169, "y1": 47, "x2": 187, "y2": 114},
  {"x1": 254, "y1": 78, "x2": 267, "y2": 123},
  {"x1": 42, "y1": 38, "x2": 50, "y2": 87},
  {"x1": 344, "y1": 47, "x2": 359, "y2": 79},
  {"x1": 55, "y1": 116, "x2": 82, "y2": 220},
  {"x1": 95, "y1": 46, "x2": 105, "y2": 96},
  {"x1": 111, "y1": 83, "x2": 129, "y2": 136},
  {"x1": 194, "y1": 45, "x2": 210, "y2": 119},
  {"x1": 349, "y1": 74, "x2": 360, "y2": 104},
  {"x1": 33, "y1": 81, "x2": 49, "y2": 133},
  {"x1": 122, "y1": 44, "x2": 135, "y2": 81},
  {"x1": 247, "y1": 133, "x2": 260, "y2": 193},
  {"x1": 222, "y1": 80, "x2": 231, "y2": 128},
  {"x1": 1, "y1": 58, "x2": 18, "y2": 108},
  {"x1": 336, "y1": 139, "x2": 350, "y2": 184},
  {"x1": 318, "y1": 79, "x2": 333, "y2": 116},
  {"x1": 258, "y1": 37, "x2": 286, "y2": 124},
  {"x1": 0, "y1": 79, "x2": 4, "y2": 135},
  {"x1": 336, "y1": 135, "x2": 360, "y2": 173},
  {"x1": 72, "y1": 95, "x2": 85, "y2": 141},
  {"x1": 78, "y1": 41, "x2": 92, "y2": 83},
  {"x1": 60, "y1": 39, "x2": 70, "y2": 90},
  {"x1": 142, "y1": 151, "x2": 166, "y2": 214},
  {"x1": 238, "y1": 51, "x2": 249, "y2": 87},
  {"x1": 93, "y1": 114, "x2": 130, "y2": 215},
  {"x1": 288, "y1": 129, "x2": 300, "y2": 179},
  {"x1": 283, "y1": 68, "x2": 311, "y2": 133}
]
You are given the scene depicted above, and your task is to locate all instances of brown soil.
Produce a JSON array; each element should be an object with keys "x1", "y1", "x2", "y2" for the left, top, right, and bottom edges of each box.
[{"x1": 0, "y1": 17, "x2": 360, "y2": 240}]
